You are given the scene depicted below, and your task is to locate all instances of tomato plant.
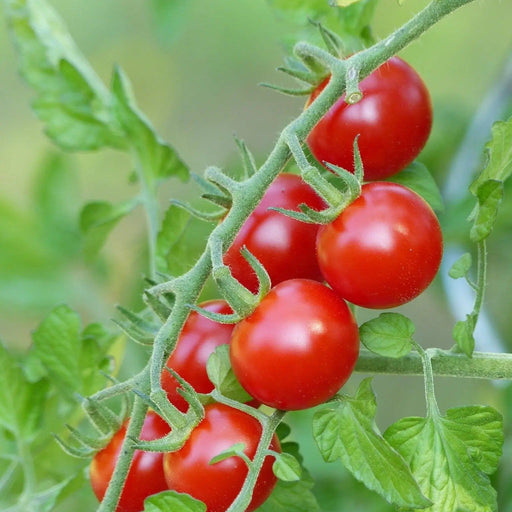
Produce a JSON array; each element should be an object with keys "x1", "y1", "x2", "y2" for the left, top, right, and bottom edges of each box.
[
  {"x1": 89, "y1": 411, "x2": 171, "y2": 512},
  {"x1": 223, "y1": 172, "x2": 325, "y2": 292},
  {"x1": 230, "y1": 279, "x2": 359, "y2": 410},
  {"x1": 306, "y1": 56, "x2": 432, "y2": 181},
  {"x1": 160, "y1": 300, "x2": 234, "y2": 411},
  {"x1": 316, "y1": 181, "x2": 443, "y2": 309},
  {"x1": 163, "y1": 403, "x2": 280, "y2": 512}
]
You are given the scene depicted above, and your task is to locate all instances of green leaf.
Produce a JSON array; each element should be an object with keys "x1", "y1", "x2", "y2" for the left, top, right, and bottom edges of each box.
[
  {"x1": 3, "y1": 0, "x2": 125, "y2": 150},
  {"x1": 29, "y1": 472, "x2": 87, "y2": 512},
  {"x1": 143, "y1": 491, "x2": 206, "y2": 512},
  {"x1": 209, "y1": 442, "x2": 247, "y2": 465},
  {"x1": 258, "y1": 465, "x2": 320, "y2": 512},
  {"x1": 388, "y1": 162, "x2": 444, "y2": 212},
  {"x1": 206, "y1": 345, "x2": 253, "y2": 403},
  {"x1": 470, "y1": 116, "x2": 512, "y2": 194},
  {"x1": 313, "y1": 378, "x2": 430, "y2": 509},
  {"x1": 448, "y1": 253, "x2": 472, "y2": 280},
  {"x1": 156, "y1": 204, "x2": 193, "y2": 276},
  {"x1": 273, "y1": 452, "x2": 302, "y2": 482},
  {"x1": 359, "y1": 313, "x2": 415, "y2": 358},
  {"x1": 0, "y1": 341, "x2": 48, "y2": 438},
  {"x1": 452, "y1": 313, "x2": 477, "y2": 358},
  {"x1": 80, "y1": 199, "x2": 138, "y2": 259},
  {"x1": 469, "y1": 179, "x2": 504, "y2": 242},
  {"x1": 111, "y1": 66, "x2": 189, "y2": 183},
  {"x1": 384, "y1": 406, "x2": 503, "y2": 512},
  {"x1": 331, "y1": 0, "x2": 363, "y2": 6},
  {"x1": 32, "y1": 305, "x2": 82, "y2": 392}
]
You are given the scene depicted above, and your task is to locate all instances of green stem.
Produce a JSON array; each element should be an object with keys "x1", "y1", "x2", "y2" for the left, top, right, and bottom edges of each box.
[
  {"x1": 225, "y1": 409, "x2": 286, "y2": 512},
  {"x1": 473, "y1": 239, "x2": 488, "y2": 318},
  {"x1": 97, "y1": 396, "x2": 149, "y2": 512},
  {"x1": 355, "y1": 348, "x2": 512, "y2": 380},
  {"x1": 16, "y1": 432, "x2": 36, "y2": 511},
  {"x1": 414, "y1": 342, "x2": 441, "y2": 417},
  {"x1": 134, "y1": 155, "x2": 161, "y2": 280}
]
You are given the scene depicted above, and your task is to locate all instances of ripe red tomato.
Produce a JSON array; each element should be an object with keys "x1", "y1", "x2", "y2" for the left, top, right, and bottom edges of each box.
[
  {"x1": 230, "y1": 279, "x2": 359, "y2": 411},
  {"x1": 160, "y1": 300, "x2": 234, "y2": 412},
  {"x1": 163, "y1": 403, "x2": 280, "y2": 512},
  {"x1": 90, "y1": 411, "x2": 170, "y2": 512},
  {"x1": 223, "y1": 173, "x2": 325, "y2": 293},
  {"x1": 316, "y1": 182, "x2": 443, "y2": 309},
  {"x1": 306, "y1": 56, "x2": 432, "y2": 181}
]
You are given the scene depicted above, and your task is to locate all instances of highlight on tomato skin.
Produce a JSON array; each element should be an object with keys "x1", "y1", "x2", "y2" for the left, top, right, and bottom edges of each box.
[
  {"x1": 223, "y1": 172, "x2": 326, "y2": 293},
  {"x1": 230, "y1": 278, "x2": 360, "y2": 411},
  {"x1": 163, "y1": 402, "x2": 280, "y2": 512},
  {"x1": 89, "y1": 411, "x2": 171, "y2": 512},
  {"x1": 316, "y1": 181, "x2": 443, "y2": 310},
  {"x1": 160, "y1": 299, "x2": 235, "y2": 412},
  {"x1": 306, "y1": 56, "x2": 433, "y2": 181}
]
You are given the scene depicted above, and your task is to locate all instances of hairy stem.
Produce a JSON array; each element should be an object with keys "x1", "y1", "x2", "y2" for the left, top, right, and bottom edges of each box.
[
  {"x1": 226, "y1": 410, "x2": 286, "y2": 512},
  {"x1": 355, "y1": 348, "x2": 512, "y2": 380}
]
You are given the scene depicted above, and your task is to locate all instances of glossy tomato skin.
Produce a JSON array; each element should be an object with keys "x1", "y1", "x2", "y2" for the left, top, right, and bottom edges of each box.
[
  {"x1": 90, "y1": 411, "x2": 171, "y2": 512},
  {"x1": 230, "y1": 279, "x2": 359, "y2": 411},
  {"x1": 316, "y1": 182, "x2": 443, "y2": 309},
  {"x1": 306, "y1": 56, "x2": 432, "y2": 181},
  {"x1": 223, "y1": 173, "x2": 325, "y2": 293},
  {"x1": 161, "y1": 300, "x2": 234, "y2": 412},
  {"x1": 163, "y1": 403, "x2": 280, "y2": 512}
]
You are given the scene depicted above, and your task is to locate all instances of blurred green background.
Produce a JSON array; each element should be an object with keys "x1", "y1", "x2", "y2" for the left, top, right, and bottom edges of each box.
[{"x1": 1, "y1": 0, "x2": 512, "y2": 510}]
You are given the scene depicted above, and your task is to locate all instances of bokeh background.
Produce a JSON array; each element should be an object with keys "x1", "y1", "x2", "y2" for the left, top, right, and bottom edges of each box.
[{"x1": 1, "y1": 0, "x2": 512, "y2": 510}]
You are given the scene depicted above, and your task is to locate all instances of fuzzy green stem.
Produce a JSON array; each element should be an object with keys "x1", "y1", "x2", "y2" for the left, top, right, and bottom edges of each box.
[
  {"x1": 97, "y1": 396, "x2": 149, "y2": 512},
  {"x1": 474, "y1": 240, "x2": 488, "y2": 318},
  {"x1": 225, "y1": 409, "x2": 286, "y2": 512},
  {"x1": 355, "y1": 348, "x2": 512, "y2": 380}
]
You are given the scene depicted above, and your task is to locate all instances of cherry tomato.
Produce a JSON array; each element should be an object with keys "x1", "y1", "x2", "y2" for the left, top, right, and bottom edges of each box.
[
  {"x1": 161, "y1": 300, "x2": 234, "y2": 412},
  {"x1": 306, "y1": 56, "x2": 432, "y2": 181},
  {"x1": 230, "y1": 279, "x2": 359, "y2": 411},
  {"x1": 316, "y1": 182, "x2": 443, "y2": 309},
  {"x1": 90, "y1": 411, "x2": 171, "y2": 512},
  {"x1": 223, "y1": 173, "x2": 325, "y2": 293},
  {"x1": 163, "y1": 403, "x2": 280, "y2": 512}
]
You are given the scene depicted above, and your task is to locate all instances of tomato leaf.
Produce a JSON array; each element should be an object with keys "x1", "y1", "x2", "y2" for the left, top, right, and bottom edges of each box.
[
  {"x1": 80, "y1": 199, "x2": 139, "y2": 260},
  {"x1": 468, "y1": 179, "x2": 504, "y2": 242},
  {"x1": 272, "y1": 452, "x2": 302, "y2": 482},
  {"x1": 452, "y1": 313, "x2": 477, "y2": 358},
  {"x1": 0, "y1": 341, "x2": 48, "y2": 438},
  {"x1": 143, "y1": 491, "x2": 206, "y2": 512},
  {"x1": 3, "y1": 0, "x2": 125, "y2": 151},
  {"x1": 258, "y1": 465, "x2": 320, "y2": 512},
  {"x1": 313, "y1": 378, "x2": 430, "y2": 509},
  {"x1": 387, "y1": 161, "x2": 444, "y2": 212},
  {"x1": 469, "y1": 116, "x2": 512, "y2": 195},
  {"x1": 206, "y1": 345, "x2": 253, "y2": 403},
  {"x1": 209, "y1": 442, "x2": 248, "y2": 465},
  {"x1": 359, "y1": 313, "x2": 415, "y2": 358},
  {"x1": 384, "y1": 405, "x2": 503, "y2": 512},
  {"x1": 448, "y1": 252, "x2": 472, "y2": 280},
  {"x1": 32, "y1": 305, "x2": 82, "y2": 392},
  {"x1": 111, "y1": 66, "x2": 189, "y2": 183}
]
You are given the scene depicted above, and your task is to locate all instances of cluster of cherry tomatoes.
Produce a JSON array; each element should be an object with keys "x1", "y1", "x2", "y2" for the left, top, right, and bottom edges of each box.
[{"x1": 89, "y1": 56, "x2": 443, "y2": 512}]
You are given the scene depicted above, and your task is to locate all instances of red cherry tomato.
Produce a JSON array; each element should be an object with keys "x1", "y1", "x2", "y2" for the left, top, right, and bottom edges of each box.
[
  {"x1": 90, "y1": 411, "x2": 170, "y2": 512},
  {"x1": 161, "y1": 300, "x2": 234, "y2": 412},
  {"x1": 163, "y1": 403, "x2": 280, "y2": 512},
  {"x1": 223, "y1": 173, "x2": 325, "y2": 293},
  {"x1": 230, "y1": 279, "x2": 359, "y2": 411},
  {"x1": 316, "y1": 182, "x2": 443, "y2": 309},
  {"x1": 306, "y1": 56, "x2": 432, "y2": 181}
]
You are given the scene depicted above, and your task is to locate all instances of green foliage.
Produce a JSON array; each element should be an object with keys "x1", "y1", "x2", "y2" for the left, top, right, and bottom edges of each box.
[
  {"x1": 385, "y1": 406, "x2": 503, "y2": 511},
  {"x1": 143, "y1": 491, "x2": 207, "y2": 512},
  {"x1": 387, "y1": 162, "x2": 445, "y2": 212},
  {"x1": 313, "y1": 379, "x2": 430, "y2": 509},
  {"x1": 359, "y1": 313, "x2": 415, "y2": 358},
  {"x1": 206, "y1": 345, "x2": 253, "y2": 403}
]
